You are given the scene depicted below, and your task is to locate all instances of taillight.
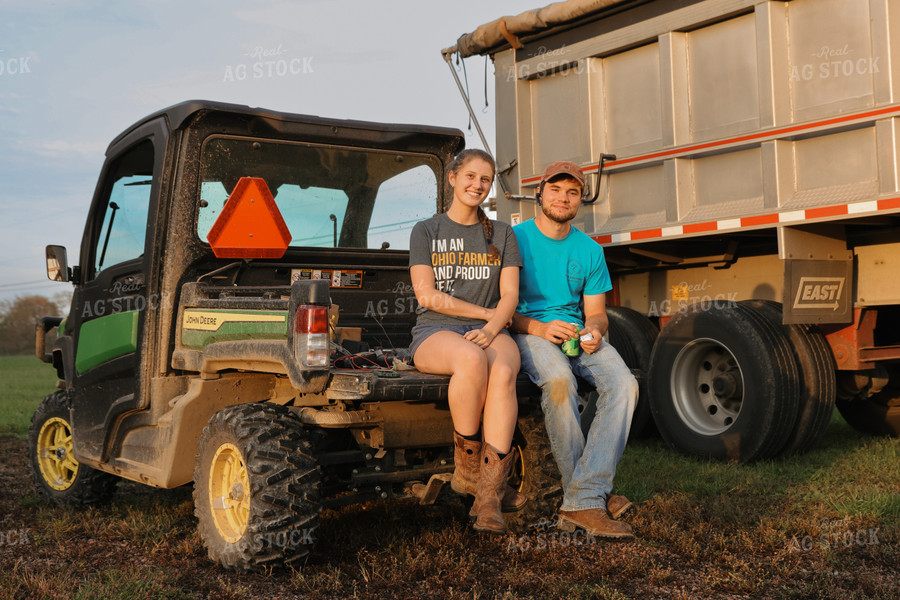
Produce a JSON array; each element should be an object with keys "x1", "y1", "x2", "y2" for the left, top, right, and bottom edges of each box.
[{"x1": 294, "y1": 305, "x2": 329, "y2": 368}]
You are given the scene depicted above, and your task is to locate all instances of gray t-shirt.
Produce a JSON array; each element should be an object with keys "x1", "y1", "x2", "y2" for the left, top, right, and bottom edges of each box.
[{"x1": 409, "y1": 213, "x2": 522, "y2": 326}]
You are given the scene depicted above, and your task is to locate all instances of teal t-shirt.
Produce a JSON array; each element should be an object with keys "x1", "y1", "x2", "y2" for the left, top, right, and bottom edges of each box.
[{"x1": 513, "y1": 219, "x2": 611, "y2": 326}]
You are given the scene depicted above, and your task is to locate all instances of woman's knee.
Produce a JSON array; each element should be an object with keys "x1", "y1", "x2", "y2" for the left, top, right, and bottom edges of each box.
[
  {"x1": 456, "y1": 344, "x2": 488, "y2": 373},
  {"x1": 488, "y1": 358, "x2": 518, "y2": 389},
  {"x1": 489, "y1": 336, "x2": 521, "y2": 374}
]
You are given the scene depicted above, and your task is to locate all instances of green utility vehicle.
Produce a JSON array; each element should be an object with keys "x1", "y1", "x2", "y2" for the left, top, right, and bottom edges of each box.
[{"x1": 30, "y1": 101, "x2": 572, "y2": 571}]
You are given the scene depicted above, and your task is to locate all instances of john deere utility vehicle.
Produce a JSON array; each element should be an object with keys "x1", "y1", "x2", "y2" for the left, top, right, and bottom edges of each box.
[{"x1": 30, "y1": 101, "x2": 566, "y2": 570}]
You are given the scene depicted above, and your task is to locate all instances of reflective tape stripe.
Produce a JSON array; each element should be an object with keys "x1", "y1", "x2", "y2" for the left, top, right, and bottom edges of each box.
[{"x1": 588, "y1": 197, "x2": 900, "y2": 245}]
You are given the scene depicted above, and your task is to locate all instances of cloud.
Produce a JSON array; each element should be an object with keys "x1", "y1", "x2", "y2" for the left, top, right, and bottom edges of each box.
[
  {"x1": 0, "y1": 0, "x2": 526, "y2": 305},
  {"x1": 27, "y1": 139, "x2": 107, "y2": 158}
]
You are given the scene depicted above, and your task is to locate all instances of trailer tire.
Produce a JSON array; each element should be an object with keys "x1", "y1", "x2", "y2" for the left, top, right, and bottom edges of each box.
[
  {"x1": 28, "y1": 391, "x2": 118, "y2": 506},
  {"x1": 740, "y1": 300, "x2": 836, "y2": 454},
  {"x1": 194, "y1": 403, "x2": 321, "y2": 571},
  {"x1": 505, "y1": 404, "x2": 564, "y2": 531},
  {"x1": 606, "y1": 306, "x2": 659, "y2": 438},
  {"x1": 836, "y1": 398, "x2": 900, "y2": 437},
  {"x1": 648, "y1": 301, "x2": 799, "y2": 462},
  {"x1": 836, "y1": 366, "x2": 900, "y2": 437}
]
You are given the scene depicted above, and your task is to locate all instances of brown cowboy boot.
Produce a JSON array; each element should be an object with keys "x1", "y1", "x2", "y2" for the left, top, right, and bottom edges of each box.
[
  {"x1": 452, "y1": 433, "x2": 527, "y2": 513},
  {"x1": 450, "y1": 432, "x2": 481, "y2": 496},
  {"x1": 500, "y1": 469, "x2": 527, "y2": 513},
  {"x1": 471, "y1": 444, "x2": 516, "y2": 534}
]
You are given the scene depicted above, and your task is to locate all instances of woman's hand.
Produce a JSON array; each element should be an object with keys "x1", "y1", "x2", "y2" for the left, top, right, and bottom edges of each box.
[{"x1": 464, "y1": 326, "x2": 498, "y2": 349}]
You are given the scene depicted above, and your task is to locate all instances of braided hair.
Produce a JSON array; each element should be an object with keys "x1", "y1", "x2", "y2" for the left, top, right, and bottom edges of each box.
[{"x1": 448, "y1": 149, "x2": 499, "y2": 260}]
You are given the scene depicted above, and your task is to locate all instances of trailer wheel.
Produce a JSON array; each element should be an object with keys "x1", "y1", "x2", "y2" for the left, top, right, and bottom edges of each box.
[
  {"x1": 28, "y1": 391, "x2": 118, "y2": 505},
  {"x1": 194, "y1": 403, "x2": 321, "y2": 571},
  {"x1": 836, "y1": 366, "x2": 900, "y2": 437},
  {"x1": 505, "y1": 404, "x2": 564, "y2": 531},
  {"x1": 606, "y1": 306, "x2": 659, "y2": 438},
  {"x1": 648, "y1": 302, "x2": 799, "y2": 462},
  {"x1": 740, "y1": 300, "x2": 836, "y2": 454}
]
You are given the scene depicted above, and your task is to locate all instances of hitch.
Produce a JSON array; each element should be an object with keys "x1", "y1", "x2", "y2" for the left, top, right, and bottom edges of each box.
[{"x1": 409, "y1": 473, "x2": 454, "y2": 505}]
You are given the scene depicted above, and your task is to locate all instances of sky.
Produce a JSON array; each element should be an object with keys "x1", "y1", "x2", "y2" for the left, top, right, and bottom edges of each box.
[{"x1": 0, "y1": 0, "x2": 531, "y2": 303}]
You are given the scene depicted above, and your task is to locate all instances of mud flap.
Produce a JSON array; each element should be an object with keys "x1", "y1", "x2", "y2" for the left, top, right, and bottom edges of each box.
[{"x1": 783, "y1": 259, "x2": 852, "y2": 324}]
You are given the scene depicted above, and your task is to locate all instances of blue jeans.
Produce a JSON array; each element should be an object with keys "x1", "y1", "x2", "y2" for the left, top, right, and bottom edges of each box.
[{"x1": 513, "y1": 334, "x2": 638, "y2": 512}]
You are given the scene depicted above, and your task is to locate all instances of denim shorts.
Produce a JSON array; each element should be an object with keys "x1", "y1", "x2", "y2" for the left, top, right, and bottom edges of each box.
[{"x1": 409, "y1": 323, "x2": 511, "y2": 360}]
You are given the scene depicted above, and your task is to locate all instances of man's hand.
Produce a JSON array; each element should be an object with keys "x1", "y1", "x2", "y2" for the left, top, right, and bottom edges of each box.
[
  {"x1": 579, "y1": 325, "x2": 603, "y2": 354},
  {"x1": 537, "y1": 320, "x2": 580, "y2": 344},
  {"x1": 581, "y1": 293, "x2": 609, "y2": 354}
]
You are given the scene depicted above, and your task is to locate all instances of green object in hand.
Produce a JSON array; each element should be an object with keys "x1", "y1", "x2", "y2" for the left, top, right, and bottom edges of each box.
[{"x1": 562, "y1": 324, "x2": 581, "y2": 357}]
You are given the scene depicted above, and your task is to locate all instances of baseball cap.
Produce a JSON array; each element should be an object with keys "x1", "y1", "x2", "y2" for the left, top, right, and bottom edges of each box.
[{"x1": 540, "y1": 161, "x2": 585, "y2": 187}]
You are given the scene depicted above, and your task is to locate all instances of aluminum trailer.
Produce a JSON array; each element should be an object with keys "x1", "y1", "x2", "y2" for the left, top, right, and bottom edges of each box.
[{"x1": 446, "y1": 0, "x2": 900, "y2": 461}]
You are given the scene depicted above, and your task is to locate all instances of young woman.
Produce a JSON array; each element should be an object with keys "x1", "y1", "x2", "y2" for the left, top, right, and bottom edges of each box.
[{"x1": 408, "y1": 148, "x2": 524, "y2": 534}]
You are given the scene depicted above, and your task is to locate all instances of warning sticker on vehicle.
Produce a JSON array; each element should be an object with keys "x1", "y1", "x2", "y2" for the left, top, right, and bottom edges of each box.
[
  {"x1": 671, "y1": 284, "x2": 689, "y2": 302},
  {"x1": 291, "y1": 268, "x2": 363, "y2": 288}
]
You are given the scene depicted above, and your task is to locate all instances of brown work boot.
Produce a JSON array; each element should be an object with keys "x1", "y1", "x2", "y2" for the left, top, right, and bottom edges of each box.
[
  {"x1": 606, "y1": 494, "x2": 634, "y2": 520},
  {"x1": 471, "y1": 444, "x2": 516, "y2": 534},
  {"x1": 558, "y1": 508, "x2": 634, "y2": 539},
  {"x1": 452, "y1": 432, "x2": 527, "y2": 513}
]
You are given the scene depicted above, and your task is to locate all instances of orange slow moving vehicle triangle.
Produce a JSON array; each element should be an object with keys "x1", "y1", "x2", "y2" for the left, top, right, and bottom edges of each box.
[{"x1": 207, "y1": 177, "x2": 292, "y2": 259}]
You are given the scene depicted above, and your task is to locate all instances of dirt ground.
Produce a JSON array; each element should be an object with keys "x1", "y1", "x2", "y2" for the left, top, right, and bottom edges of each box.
[{"x1": 1, "y1": 436, "x2": 896, "y2": 600}]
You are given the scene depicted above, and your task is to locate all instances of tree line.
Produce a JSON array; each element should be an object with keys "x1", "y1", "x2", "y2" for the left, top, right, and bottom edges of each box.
[{"x1": 0, "y1": 294, "x2": 71, "y2": 356}]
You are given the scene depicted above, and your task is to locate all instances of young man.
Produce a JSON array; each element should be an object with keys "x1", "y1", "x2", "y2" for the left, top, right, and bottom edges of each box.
[{"x1": 511, "y1": 161, "x2": 638, "y2": 539}]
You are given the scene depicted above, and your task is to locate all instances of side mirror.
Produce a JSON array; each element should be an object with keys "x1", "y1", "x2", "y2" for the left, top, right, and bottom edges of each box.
[{"x1": 46, "y1": 245, "x2": 70, "y2": 282}]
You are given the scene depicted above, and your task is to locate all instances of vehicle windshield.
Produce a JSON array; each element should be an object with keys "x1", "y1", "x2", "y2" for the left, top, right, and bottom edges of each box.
[{"x1": 197, "y1": 136, "x2": 441, "y2": 251}]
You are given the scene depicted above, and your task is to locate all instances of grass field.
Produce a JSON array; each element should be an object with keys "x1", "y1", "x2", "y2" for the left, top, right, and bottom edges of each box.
[
  {"x1": 0, "y1": 355, "x2": 59, "y2": 438},
  {"x1": 0, "y1": 355, "x2": 897, "y2": 599}
]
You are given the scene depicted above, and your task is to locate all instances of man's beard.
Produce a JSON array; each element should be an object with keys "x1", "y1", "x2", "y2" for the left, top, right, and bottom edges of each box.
[{"x1": 542, "y1": 203, "x2": 577, "y2": 224}]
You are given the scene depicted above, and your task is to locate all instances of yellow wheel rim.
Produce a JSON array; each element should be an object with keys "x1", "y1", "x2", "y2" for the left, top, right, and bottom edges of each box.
[
  {"x1": 36, "y1": 417, "x2": 79, "y2": 491},
  {"x1": 511, "y1": 442, "x2": 526, "y2": 492},
  {"x1": 209, "y1": 443, "x2": 251, "y2": 543}
]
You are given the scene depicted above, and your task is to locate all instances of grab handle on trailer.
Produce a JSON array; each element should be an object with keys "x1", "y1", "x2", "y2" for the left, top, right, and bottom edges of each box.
[{"x1": 582, "y1": 154, "x2": 617, "y2": 205}]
